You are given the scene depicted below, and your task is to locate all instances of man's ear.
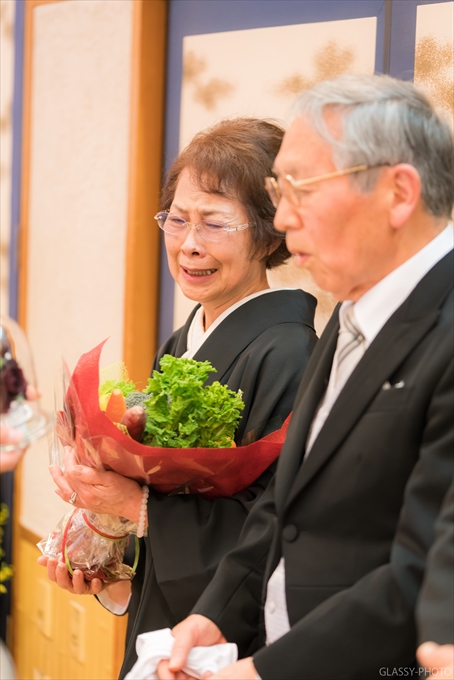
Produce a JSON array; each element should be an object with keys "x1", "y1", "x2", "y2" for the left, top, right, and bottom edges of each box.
[{"x1": 388, "y1": 163, "x2": 422, "y2": 229}]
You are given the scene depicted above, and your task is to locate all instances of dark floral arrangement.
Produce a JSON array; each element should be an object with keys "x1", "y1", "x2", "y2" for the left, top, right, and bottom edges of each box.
[{"x1": 0, "y1": 350, "x2": 28, "y2": 415}]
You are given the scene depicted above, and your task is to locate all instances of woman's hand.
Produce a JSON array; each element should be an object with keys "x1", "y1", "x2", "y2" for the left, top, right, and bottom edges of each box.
[
  {"x1": 49, "y1": 448, "x2": 145, "y2": 523},
  {"x1": 37, "y1": 556, "x2": 132, "y2": 607},
  {"x1": 37, "y1": 556, "x2": 104, "y2": 595}
]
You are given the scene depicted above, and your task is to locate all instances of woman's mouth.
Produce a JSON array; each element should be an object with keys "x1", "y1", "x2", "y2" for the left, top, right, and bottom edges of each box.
[{"x1": 181, "y1": 267, "x2": 217, "y2": 278}]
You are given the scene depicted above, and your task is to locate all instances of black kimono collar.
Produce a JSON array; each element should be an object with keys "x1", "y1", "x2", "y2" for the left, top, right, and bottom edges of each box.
[{"x1": 188, "y1": 289, "x2": 317, "y2": 384}]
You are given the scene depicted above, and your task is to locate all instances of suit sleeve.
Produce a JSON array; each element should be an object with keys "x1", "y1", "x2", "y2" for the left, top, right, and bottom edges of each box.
[
  {"x1": 194, "y1": 356, "x2": 454, "y2": 678},
  {"x1": 417, "y1": 481, "x2": 454, "y2": 645},
  {"x1": 192, "y1": 476, "x2": 278, "y2": 654},
  {"x1": 251, "y1": 355, "x2": 454, "y2": 680}
]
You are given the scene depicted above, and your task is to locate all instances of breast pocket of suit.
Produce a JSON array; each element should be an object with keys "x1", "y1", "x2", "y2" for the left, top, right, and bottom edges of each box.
[{"x1": 367, "y1": 381, "x2": 412, "y2": 413}]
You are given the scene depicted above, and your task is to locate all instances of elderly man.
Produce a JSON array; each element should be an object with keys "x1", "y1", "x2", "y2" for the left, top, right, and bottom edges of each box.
[{"x1": 158, "y1": 75, "x2": 453, "y2": 680}]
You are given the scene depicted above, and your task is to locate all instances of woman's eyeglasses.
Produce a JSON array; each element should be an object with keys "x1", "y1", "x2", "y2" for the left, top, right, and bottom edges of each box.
[{"x1": 154, "y1": 211, "x2": 252, "y2": 243}]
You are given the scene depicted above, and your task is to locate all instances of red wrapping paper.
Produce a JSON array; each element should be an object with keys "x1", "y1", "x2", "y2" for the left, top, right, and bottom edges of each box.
[{"x1": 56, "y1": 341, "x2": 290, "y2": 500}]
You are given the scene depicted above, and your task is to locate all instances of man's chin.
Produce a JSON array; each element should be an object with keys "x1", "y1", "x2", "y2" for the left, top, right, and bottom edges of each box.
[{"x1": 306, "y1": 270, "x2": 347, "y2": 301}]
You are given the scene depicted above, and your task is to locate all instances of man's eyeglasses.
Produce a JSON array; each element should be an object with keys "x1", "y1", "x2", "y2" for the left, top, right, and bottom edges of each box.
[
  {"x1": 154, "y1": 211, "x2": 252, "y2": 243},
  {"x1": 265, "y1": 164, "x2": 388, "y2": 208}
]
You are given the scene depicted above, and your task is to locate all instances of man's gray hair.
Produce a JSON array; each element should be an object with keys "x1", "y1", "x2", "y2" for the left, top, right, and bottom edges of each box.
[{"x1": 292, "y1": 74, "x2": 453, "y2": 217}]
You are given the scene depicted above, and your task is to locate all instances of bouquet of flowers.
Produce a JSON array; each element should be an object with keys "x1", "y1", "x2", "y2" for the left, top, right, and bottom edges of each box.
[{"x1": 38, "y1": 340, "x2": 290, "y2": 582}]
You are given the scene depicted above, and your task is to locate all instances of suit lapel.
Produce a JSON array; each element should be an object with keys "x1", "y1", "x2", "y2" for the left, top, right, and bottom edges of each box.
[
  {"x1": 285, "y1": 311, "x2": 438, "y2": 508},
  {"x1": 281, "y1": 250, "x2": 454, "y2": 513},
  {"x1": 274, "y1": 313, "x2": 339, "y2": 514}
]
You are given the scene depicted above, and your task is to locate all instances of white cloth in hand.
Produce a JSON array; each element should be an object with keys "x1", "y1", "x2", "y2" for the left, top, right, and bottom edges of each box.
[{"x1": 124, "y1": 627, "x2": 238, "y2": 680}]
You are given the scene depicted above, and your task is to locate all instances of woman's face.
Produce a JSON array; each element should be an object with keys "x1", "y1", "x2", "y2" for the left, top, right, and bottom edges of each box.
[{"x1": 165, "y1": 168, "x2": 268, "y2": 322}]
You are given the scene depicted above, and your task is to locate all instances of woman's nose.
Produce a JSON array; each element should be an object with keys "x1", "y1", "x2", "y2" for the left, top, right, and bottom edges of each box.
[{"x1": 180, "y1": 224, "x2": 206, "y2": 254}]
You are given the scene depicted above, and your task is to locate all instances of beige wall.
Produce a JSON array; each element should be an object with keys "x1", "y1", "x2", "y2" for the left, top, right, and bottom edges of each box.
[{"x1": 21, "y1": 0, "x2": 134, "y2": 538}]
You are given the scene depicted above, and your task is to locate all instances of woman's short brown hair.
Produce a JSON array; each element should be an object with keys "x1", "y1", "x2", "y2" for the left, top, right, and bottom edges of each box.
[{"x1": 161, "y1": 118, "x2": 289, "y2": 269}]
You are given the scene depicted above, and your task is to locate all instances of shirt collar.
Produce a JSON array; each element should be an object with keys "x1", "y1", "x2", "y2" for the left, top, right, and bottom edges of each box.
[{"x1": 347, "y1": 223, "x2": 453, "y2": 346}]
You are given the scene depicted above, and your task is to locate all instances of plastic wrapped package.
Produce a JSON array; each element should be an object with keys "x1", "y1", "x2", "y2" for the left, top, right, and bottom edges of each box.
[{"x1": 38, "y1": 508, "x2": 138, "y2": 583}]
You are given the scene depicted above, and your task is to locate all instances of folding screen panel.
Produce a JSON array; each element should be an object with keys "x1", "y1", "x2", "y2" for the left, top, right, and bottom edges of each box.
[
  {"x1": 11, "y1": 2, "x2": 166, "y2": 676},
  {"x1": 161, "y1": 0, "x2": 453, "y2": 341},
  {"x1": 414, "y1": 1, "x2": 453, "y2": 125},
  {"x1": 160, "y1": 0, "x2": 390, "y2": 342},
  {"x1": 16, "y1": 0, "x2": 166, "y2": 538},
  {"x1": 177, "y1": 16, "x2": 378, "y2": 335}
]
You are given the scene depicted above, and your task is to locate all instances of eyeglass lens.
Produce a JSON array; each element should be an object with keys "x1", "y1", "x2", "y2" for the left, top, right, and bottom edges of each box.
[
  {"x1": 265, "y1": 177, "x2": 281, "y2": 208},
  {"x1": 156, "y1": 213, "x2": 232, "y2": 242}
]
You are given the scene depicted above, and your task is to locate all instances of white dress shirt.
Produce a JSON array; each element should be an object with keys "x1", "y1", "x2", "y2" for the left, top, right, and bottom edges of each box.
[{"x1": 264, "y1": 224, "x2": 453, "y2": 647}]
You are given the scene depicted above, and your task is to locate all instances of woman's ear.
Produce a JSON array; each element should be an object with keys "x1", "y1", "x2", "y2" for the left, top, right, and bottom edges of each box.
[{"x1": 388, "y1": 163, "x2": 422, "y2": 229}]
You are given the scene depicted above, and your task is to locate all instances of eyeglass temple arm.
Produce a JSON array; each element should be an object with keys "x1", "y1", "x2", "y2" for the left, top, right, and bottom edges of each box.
[{"x1": 288, "y1": 165, "x2": 368, "y2": 188}]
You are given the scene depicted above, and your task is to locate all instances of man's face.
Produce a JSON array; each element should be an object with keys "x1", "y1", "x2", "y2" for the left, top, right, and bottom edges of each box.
[{"x1": 273, "y1": 114, "x2": 394, "y2": 301}]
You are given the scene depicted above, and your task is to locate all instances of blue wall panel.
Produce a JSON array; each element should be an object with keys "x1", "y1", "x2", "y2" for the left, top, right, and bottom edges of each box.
[
  {"x1": 8, "y1": 0, "x2": 25, "y2": 322},
  {"x1": 389, "y1": 0, "x2": 450, "y2": 80}
]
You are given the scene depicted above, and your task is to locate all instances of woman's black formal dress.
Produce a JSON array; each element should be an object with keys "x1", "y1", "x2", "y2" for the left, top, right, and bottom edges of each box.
[{"x1": 119, "y1": 289, "x2": 317, "y2": 678}]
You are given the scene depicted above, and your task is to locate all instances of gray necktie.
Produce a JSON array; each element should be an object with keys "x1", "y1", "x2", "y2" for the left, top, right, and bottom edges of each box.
[{"x1": 334, "y1": 305, "x2": 366, "y2": 388}]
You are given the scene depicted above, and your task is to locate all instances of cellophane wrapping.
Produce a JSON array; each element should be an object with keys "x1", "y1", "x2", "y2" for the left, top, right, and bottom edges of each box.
[
  {"x1": 53, "y1": 340, "x2": 290, "y2": 497},
  {"x1": 37, "y1": 508, "x2": 136, "y2": 583},
  {"x1": 39, "y1": 339, "x2": 290, "y2": 582}
]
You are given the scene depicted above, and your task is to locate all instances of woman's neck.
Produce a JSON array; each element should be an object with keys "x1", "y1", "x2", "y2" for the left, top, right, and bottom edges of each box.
[{"x1": 202, "y1": 280, "x2": 270, "y2": 330}]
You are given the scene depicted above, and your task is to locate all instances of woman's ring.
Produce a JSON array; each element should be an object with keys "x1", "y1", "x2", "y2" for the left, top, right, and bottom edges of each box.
[{"x1": 69, "y1": 492, "x2": 77, "y2": 505}]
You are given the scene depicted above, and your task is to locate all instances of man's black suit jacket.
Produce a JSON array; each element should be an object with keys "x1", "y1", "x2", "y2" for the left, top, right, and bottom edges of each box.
[
  {"x1": 417, "y1": 480, "x2": 454, "y2": 645},
  {"x1": 193, "y1": 251, "x2": 454, "y2": 680}
]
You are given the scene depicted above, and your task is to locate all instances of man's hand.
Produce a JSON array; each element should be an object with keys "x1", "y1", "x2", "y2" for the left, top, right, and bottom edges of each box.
[
  {"x1": 156, "y1": 662, "x2": 196, "y2": 680},
  {"x1": 417, "y1": 642, "x2": 454, "y2": 680},
  {"x1": 202, "y1": 658, "x2": 258, "y2": 679},
  {"x1": 155, "y1": 615, "x2": 226, "y2": 679}
]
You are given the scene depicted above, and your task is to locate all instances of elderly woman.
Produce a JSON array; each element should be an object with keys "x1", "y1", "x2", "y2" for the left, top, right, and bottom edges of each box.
[{"x1": 40, "y1": 118, "x2": 317, "y2": 677}]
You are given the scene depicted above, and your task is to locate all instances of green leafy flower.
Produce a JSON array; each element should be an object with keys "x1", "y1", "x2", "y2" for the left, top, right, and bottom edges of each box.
[
  {"x1": 142, "y1": 355, "x2": 244, "y2": 448},
  {"x1": 99, "y1": 379, "x2": 136, "y2": 398}
]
